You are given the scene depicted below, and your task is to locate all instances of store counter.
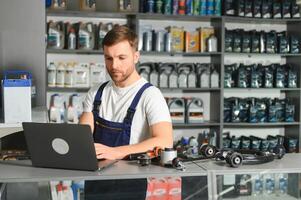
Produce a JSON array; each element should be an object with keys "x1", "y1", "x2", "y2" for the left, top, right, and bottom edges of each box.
[{"x1": 0, "y1": 159, "x2": 206, "y2": 183}]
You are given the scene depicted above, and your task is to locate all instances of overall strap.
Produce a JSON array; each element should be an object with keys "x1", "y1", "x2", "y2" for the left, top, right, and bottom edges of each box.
[
  {"x1": 92, "y1": 81, "x2": 109, "y2": 113},
  {"x1": 124, "y1": 83, "x2": 152, "y2": 124}
]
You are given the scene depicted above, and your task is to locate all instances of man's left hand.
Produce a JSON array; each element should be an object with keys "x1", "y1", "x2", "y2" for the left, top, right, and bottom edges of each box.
[{"x1": 94, "y1": 143, "x2": 125, "y2": 160}]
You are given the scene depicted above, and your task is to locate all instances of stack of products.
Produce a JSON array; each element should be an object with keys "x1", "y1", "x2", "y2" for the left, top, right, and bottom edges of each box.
[
  {"x1": 46, "y1": 0, "x2": 97, "y2": 11},
  {"x1": 138, "y1": 62, "x2": 219, "y2": 88},
  {"x1": 47, "y1": 21, "x2": 121, "y2": 50},
  {"x1": 49, "y1": 93, "x2": 84, "y2": 124},
  {"x1": 224, "y1": 97, "x2": 295, "y2": 123},
  {"x1": 140, "y1": 0, "x2": 221, "y2": 16},
  {"x1": 47, "y1": 62, "x2": 108, "y2": 88},
  {"x1": 167, "y1": 97, "x2": 205, "y2": 124},
  {"x1": 225, "y1": 29, "x2": 300, "y2": 54},
  {"x1": 222, "y1": 132, "x2": 298, "y2": 153},
  {"x1": 222, "y1": 173, "x2": 289, "y2": 198},
  {"x1": 224, "y1": 63, "x2": 297, "y2": 88},
  {"x1": 223, "y1": 0, "x2": 300, "y2": 18},
  {"x1": 140, "y1": 25, "x2": 218, "y2": 53}
]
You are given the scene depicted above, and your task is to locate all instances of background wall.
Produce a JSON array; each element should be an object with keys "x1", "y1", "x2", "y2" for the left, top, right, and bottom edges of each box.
[{"x1": 0, "y1": 0, "x2": 46, "y2": 107}]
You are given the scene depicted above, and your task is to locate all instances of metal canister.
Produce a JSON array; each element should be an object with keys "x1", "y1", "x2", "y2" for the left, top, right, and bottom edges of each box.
[
  {"x1": 207, "y1": 34, "x2": 217, "y2": 52},
  {"x1": 193, "y1": 0, "x2": 200, "y2": 15},
  {"x1": 185, "y1": 0, "x2": 193, "y2": 15},
  {"x1": 163, "y1": 0, "x2": 172, "y2": 14},
  {"x1": 164, "y1": 32, "x2": 172, "y2": 52},
  {"x1": 146, "y1": 0, "x2": 155, "y2": 13},
  {"x1": 155, "y1": 30, "x2": 165, "y2": 52},
  {"x1": 143, "y1": 31, "x2": 153, "y2": 51},
  {"x1": 155, "y1": 0, "x2": 163, "y2": 13},
  {"x1": 178, "y1": 0, "x2": 186, "y2": 15},
  {"x1": 172, "y1": 0, "x2": 179, "y2": 15}
]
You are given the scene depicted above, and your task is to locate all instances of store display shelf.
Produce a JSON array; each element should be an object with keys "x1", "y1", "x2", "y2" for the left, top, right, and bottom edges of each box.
[
  {"x1": 141, "y1": 51, "x2": 221, "y2": 56},
  {"x1": 223, "y1": 16, "x2": 301, "y2": 24},
  {"x1": 224, "y1": 122, "x2": 300, "y2": 127},
  {"x1": 47, "y1": 87, "x2": 90, "y2": 93},
  {"x1": 224, "y1": 88, "x2": 300, "y2": 92},
  {"x1": 46, "y1": 9, "x2": 132, "y2": 18},
  {"x1": 136, "y1": 13, "x2": 221, "y2": 21},
  {"x1": 160, "y1": 88, "x2": 220, "y2": 92},
  {"x1": 173, "y1": 122, "x2": 220, "y2": 129},
  {"x1": 47, "y1": 49, "x2": 103, "y2": 54},
  {"x1": 224, "y1": 52, "x2": 301, "y2": 57},
  {"x1": 222, "y1": 193, "x2": 297, "y2": 200}
]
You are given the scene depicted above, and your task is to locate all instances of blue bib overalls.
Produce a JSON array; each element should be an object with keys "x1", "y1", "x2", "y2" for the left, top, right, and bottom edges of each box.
[
  {"x1": 92, "y1": 81, "x2": 152, "y2": 147},
  {"x1": 85, "y1": 81, "x2": 152, "y2": 200}
]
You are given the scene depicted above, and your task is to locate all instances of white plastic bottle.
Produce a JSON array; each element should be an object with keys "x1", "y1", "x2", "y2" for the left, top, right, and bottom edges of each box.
[
  {"x1": 56, "y1": 62, "x2": 66, "y2": 87},
  {"x1": 48, "y1": 62, "x2": 57, "y2": 87}
]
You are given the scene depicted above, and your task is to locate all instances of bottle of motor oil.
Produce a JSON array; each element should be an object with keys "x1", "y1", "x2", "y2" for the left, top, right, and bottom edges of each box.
[
  {"x1": 77, "y1": 22, "x2": 95, "y2": 50},
  {"x1": 210, "y1": 67, "x2": 219, "y2": 88},
  {"x1": 287, "y1": 65, "x2": 297, "y2": 88},
  {"x1": 149, "y1": 63, "x2": 159, "y2": 87},
  {"x1": 64, "y1": 62, "x2": 75, "y2": 88},
  {"x1": 168, "y1": 97, "x2": 185, "y2": 124},
  {"x1": 182, "y1": 63, "x2": 196, "y2": 88},
  {"x1": 98, "y1": 23, "x2": 109, "y2": 49},
  {"x1": 48, "y1": 62, "x2": 57, "y2": 87},
  {"x1": 47, "y1": 21, "x2": 65, "y2": 49},
  {"x1": 138, "y1": 63, "x2": 151, "y2": 82},
  {"x1": 177, "y1": 65, "x2": 189, "y2": 88},
  {"x1": 186, "y1": 98, "x2": 204, "y2": 123},
  {"x1": 67, "y1": 28, "x2": 76, "y2": 50},
  {"x1": 159, "y1": 66, "x2": 171, "y2": 88},
  {"x1": 49, "y1": 94, "x2": 66, "y2": 123},
  {"x1": 56, "y1": 62, "x2": 65, "y2": 87},
  {"x1": 51, "y1": 0, "x2": 67, "y2": 9},
  {"x1": 200, "y1": 68, "x2": 210, "y2": 88},
  {"x1": 67, "y1": 94, "x2": 84, "y2": 124},
  {"x1": 80, "y1": 0, "x2": 96, "y2": 11},
  {"x1": 163, "y1": 0, "x2": 172, "y2": 14},
  {"x1": 160, "y1": 63, "x2": 177, "y2": 88}
]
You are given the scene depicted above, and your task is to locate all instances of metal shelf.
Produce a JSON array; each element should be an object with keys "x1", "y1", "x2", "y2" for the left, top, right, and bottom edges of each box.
[
  {"x1": 46, "y1": 9, "x2": 131, "y2": 18},
  {"x1": 224, "y1": 52, "x2": 301, "y2": 57},
  {"x1": 47, "y1": 49, "x2": 103, "y2": 54},
  {"x1": 224, "y1": 16, "x2": 301, "y2": 24},
  {"x1": 141, "y1": 51, "x2": 222, "y2": 56},
  {"x1": 160, "y1": 88, "x2": 220, "y2": 92},
  {"x1": 136, "y1": 13, "x2": 221, "y2": 21},
  {"x1": 173, "y1": 122, "x2": 220, "y2": 129},
  {"x1": 224, "y1": 88, "x2": 300, "y2": 92},
  {"x1": 224, "y1": 122, "x2": 300, "y2": 127},
  {"x1": 47, "y1": 87, "x2": 90, "y2": 92}
]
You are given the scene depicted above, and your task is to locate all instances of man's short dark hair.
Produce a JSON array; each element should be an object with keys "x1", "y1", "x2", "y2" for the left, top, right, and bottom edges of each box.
[{"x1": 102, "y1": 25, "x2": 138, "y2": 51}]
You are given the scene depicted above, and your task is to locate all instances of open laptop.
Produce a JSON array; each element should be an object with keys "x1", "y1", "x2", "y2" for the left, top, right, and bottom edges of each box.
[{"x1": 22, "y1": 122, "x2": 117, "y2": 171}]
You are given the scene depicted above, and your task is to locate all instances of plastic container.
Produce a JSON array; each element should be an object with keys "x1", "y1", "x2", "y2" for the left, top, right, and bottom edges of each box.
[
  {"x1": 51, "y1": 0, "x2": 67, "y2": 9},
  {"x1": 186, "y1": 98, "x2": 204, "y2": 123},
  {"x1": 80, "y1": 0, "x2": 96, "y2": 11},
  {"x1": 56, "y1": 62, "x2": 65, "y2": 87},
  {"x1": 47, "y1": 62, "x2": 56, "y2": 87},
  {"x1": 168, "y1": 97, "x2": 185, "y2": 123},
  {"x1": 64, "y1": 63, "x2": 75, "y2": 88}
]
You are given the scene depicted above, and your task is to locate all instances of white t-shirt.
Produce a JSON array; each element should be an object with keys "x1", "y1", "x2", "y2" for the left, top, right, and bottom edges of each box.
[{"x1": 83, "y1": 78, "x2": 171, "y2": 144}]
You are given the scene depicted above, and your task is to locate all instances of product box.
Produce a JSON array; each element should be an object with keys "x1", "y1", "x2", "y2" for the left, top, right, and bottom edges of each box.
[
  {"x1": 168, "y1": 27, "x2": 185, "y2": 52},
  {"x1": 185, "y1": 31, "x2": 199, "y2": 52},
  {"x1": 199, "y1": 27, "x2": 215, "y2": 52}
]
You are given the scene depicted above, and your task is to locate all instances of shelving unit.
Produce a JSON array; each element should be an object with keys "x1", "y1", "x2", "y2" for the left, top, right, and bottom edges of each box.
[{"x1": 45, "y1": 3, "x2": 301, "y2": 152}]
